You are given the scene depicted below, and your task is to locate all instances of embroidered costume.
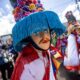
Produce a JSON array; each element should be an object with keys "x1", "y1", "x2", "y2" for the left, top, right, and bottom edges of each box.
[
  {"x1": 11, "y1": 44, "x2": 63, "y2": 80},
  {"x1": 11, "y1": 0, "x2": 66, "y2": 80}
]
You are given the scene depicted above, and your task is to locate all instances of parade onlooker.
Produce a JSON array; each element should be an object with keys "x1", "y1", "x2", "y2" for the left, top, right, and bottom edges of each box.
[
  {"x1": 64, "y1": 24, "x2": 80, "y2": 74},
  {"x1": 75, "y1": 25, "x2": 80, "y2": 74},
  {"x1": 51, "y1": 32, "x2": 57, "y2": 47},
  {"x1": 0, "y1": 39, "x2": 7, "y2": 80},
  {"x1": 5, "y1": 36, "x2": 18, "y2": 79},
  {"x1": 0, "y1": 36, "x2": 17, "y2": 80},
  {"x1": 60, "y1": 34, "x2": 67, "y2": 56}
]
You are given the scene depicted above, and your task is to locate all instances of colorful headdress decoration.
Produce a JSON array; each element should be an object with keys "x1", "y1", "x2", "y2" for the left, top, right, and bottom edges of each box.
[
  {"x1": 11, "y1": 0, "x2": 66, "y2": 52},
  {"x1": 12, "y1": 11, "x2": 66, "y2": 51},
  {"x1": 11, "y1": 0, "x2": 43, "y2": 21}
]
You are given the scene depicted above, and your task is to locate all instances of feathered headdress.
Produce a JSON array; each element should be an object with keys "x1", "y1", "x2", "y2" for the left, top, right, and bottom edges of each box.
[
  {"x1": 11, "y1": 0, "x2": 66, "y2": 51},
  {"x1": 10, "y1": 0, "x2": 43, "y2": 21}
]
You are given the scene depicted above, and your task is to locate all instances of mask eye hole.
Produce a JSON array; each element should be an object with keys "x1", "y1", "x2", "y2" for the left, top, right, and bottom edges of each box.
[
  {"x1": 33, "y1": 29, "x2": 50, "y2": 37},
  {"x1": 51, "y1": 30, "x2": 55, "y2": 35},
  {"x1": 33, "y1": 32, "x2": 39, "y2": 36},
  {"x1": 44, "y1": 29, "x2": 49, "y2": 34}
]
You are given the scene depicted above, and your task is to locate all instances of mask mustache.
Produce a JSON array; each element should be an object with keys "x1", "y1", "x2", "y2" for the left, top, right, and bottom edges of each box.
[{"x1": 39, "y1": 38, "x2": 50, "y2": 44}]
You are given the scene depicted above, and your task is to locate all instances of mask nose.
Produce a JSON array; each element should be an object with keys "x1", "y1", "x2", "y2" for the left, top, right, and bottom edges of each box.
[{"x1": 42, "y1": 33, "x2": 50, "y2": 42}]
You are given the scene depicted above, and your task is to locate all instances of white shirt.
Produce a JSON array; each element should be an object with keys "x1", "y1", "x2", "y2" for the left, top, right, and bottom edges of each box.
[{"x1": 20, "y1": 51, "x2": 56, "y2": 80}]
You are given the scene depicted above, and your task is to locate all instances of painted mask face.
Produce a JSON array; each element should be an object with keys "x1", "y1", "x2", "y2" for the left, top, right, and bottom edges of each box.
[{"x1": 31, "y1": 29, "x2": 50, "y2": 50}]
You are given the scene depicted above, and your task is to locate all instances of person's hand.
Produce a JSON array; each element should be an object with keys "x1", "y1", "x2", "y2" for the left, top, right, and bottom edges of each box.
[{"x1": 68, "y1": 24, "x2": 75, "y2": 35}]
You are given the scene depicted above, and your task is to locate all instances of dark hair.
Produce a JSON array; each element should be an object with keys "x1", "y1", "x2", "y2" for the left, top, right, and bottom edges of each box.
[{"x1": 2, "y1": 45, "x2": 8, "y2": 50}]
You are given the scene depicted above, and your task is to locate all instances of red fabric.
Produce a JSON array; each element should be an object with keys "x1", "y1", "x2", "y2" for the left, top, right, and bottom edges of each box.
[
  {"x1": 43, "y1": 59, "x2": 50, "y2": 80},
  {"x1": 64, "y1": 66, "x2": 79, "y2": 71},
  {"x1": 32, "y1": 0, "x2": 37, "y2": 4},
  {"x1": 11, "y1": 56, "x2": 24, "y2": 80},
  {"x1": 11, "y1": 44, "x2": 39, "y2": 80},
  {"x1": 75, "y1": 35, "x2": 80, "y2": 54},
  {"x1": 11, "y1": 44, "x2": 59, "y2": 80},
  {"x1": 56, "y1": 37, "x2": 61, "y2": 50},
  {"x1": 11, "y1": 44, "x2": 50, "y2": 80}
]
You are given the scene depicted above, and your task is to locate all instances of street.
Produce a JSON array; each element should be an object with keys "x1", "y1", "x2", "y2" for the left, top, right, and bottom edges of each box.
[{"x1": 57, "y1": 64, "x2": 80, "y2": 80}]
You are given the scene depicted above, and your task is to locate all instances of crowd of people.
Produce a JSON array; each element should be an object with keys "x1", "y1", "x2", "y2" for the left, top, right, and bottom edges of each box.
[{"x1": 0, "y1": 35, "x2": 18, "y2": 80}]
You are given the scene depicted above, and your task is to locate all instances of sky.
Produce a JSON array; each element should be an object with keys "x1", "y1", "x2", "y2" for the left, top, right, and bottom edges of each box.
[
  {"x1": 41, "y1": 0, "x2": 80, "y2": 22},
  {"x1": 0, "y1": 0, "x2": 80, "y2": 36},
  {"x1": 0, "y1": 0, "x2": 15, "y2": 36}
]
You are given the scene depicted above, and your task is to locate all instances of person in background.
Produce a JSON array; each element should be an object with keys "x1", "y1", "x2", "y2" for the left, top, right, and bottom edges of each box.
[
  {"x1": 64, "y1": 24, "x2": 80, "y2": 74},
  {"x1": 56, "y1": 36, "x2": 62, "y2": 53},
  {"x1": 6, "y1": 36, "x2": 18, "y2": 63},
  {"x1": 60, "y1": 34, "x2": 67, "y2": 56},
  {"x1": 75, "y1": 25, "x2": 80, "y2": 74},
  {"x1": 0, "y1": 39, "x2": 7, "y2": 80},
  {"x1": 5, "y1": 36, "x2": 16, "y2": 79},
  {"x1": 51, "y1": 32, "x2": 57, "y2": 47}
]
